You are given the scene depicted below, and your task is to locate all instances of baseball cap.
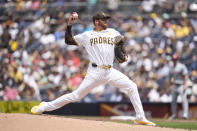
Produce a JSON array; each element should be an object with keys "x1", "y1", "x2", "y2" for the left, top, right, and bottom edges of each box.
[
  {"x1": 93, "y1": 12, "x2": 111, "y2": 20},
  {"x1": 172, "y1": 54, "x2": 179, "y2": 60}
]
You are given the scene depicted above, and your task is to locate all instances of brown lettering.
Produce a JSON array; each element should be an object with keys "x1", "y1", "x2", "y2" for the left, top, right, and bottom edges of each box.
[
  {"x1": 111, "y1": 38, "x2": 114, "y2": 45},
  {"x1": 90, "y1": 38, "x2": 93, "y2": 46},
  {"x1": 90, "y1": 37, "x2": 114, "y2": 45},
  {"x1": 99, "y1": 37, "x2": 102, "y2": 44},
  {"x1": 103, "y1": 37, "x2": 107, "y2": 44},
  {"x1": 107, "y1": 37, "x2": 110, "y2": 45},
  {"x1": 94, "y1": 38, "x2": 98, "y2": 44}
]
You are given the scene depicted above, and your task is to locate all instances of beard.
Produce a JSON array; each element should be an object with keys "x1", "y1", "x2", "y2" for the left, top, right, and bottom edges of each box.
[{"x1": 99, "y1": 21, "x2": 108, "y2": 29}]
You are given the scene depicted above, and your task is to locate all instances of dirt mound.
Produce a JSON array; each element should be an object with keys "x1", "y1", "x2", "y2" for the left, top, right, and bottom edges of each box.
[{"x1": 0, "y1": 113, "x2": 189, "y2": 131}]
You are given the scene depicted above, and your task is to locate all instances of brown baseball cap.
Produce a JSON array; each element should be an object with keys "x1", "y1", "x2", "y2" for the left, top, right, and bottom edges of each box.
[{"x1": 93, "y1": 12, "x2": 111, "y2": 20}]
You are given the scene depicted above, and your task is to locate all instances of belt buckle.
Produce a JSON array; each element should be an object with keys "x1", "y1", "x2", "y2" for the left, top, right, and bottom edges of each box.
[{"x1": 102, "y1": 65, "x2": 111, "y2": 69}]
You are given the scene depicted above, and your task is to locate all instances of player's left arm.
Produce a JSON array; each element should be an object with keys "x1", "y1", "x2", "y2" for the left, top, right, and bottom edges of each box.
[{"x1": 183, "y1": 65, "x2": 189, "y2": 91}]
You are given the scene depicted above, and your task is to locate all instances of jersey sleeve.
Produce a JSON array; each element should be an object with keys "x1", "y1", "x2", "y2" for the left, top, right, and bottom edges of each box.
[
  {"x1": 73, "y1": 32, "x2": 86, "y2": 46},
  {"x1": 112, "y1": 28, "x2": 121, "y2": 37}
]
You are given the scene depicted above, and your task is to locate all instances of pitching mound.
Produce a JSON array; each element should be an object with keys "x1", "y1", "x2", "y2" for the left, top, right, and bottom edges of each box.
[{"x1": 0, "y1": 113, "x2": 189, "y2": 131}]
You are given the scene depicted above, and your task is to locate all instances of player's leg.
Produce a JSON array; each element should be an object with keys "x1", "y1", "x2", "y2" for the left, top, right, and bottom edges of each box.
[
  {"x1": 179, "y1": 85, "x2": 189, "y2": 119},
  {"x1": 168, "y1": 85, "x2": 178, "y2": 120},
  {"x1": 31, "y1": 72, "x2": 105, "y2": 114},
  {"x1": 107, "y1": 68, "x2": 155, "y2": 126}
]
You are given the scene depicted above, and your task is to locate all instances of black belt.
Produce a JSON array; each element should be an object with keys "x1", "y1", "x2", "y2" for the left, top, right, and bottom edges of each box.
[{"x1": 92, "y1": 63, "x2": 111, "y2": 69}]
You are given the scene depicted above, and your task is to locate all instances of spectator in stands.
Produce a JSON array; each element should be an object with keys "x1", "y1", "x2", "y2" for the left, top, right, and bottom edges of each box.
[
  {"x1": 0, "y1": 84, "x2": 4, "y2": 100},
  {"x1": 155, "y1": 58, "x2": 170, "y2": 87},
  {"x1": 174, "y1": 0, "x2": 188, "y2": 13},
  {"x1": 191, "y1": 15, "x2": 197, "y2": 33},
  {"x1": 106, "y1": 0, "x2": 120, "y2": 14},
  {"x1": 139, "y1": 0, "x2": 156, "y2": 13},
  {"x1": 0, "y1": 26, "x2": 11, "y2": 49},
  {"x1": 3, "y1": 85, "x2": 20, "y2": 101}
]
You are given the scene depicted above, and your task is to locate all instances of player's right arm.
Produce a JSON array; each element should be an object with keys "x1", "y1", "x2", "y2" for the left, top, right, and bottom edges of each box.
[{"x1": 65, "y1": 12, "x2": 78, "y2": 45}]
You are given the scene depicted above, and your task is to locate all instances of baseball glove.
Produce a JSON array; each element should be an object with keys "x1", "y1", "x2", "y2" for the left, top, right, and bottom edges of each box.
[{"x1": 114, "y1": 35, "x2": 127, "y2": 63}]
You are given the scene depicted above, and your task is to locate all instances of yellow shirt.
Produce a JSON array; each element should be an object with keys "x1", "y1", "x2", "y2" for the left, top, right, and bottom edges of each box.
[{"x1": 175, "y1": 26, "x2": 190, "y2": 38}]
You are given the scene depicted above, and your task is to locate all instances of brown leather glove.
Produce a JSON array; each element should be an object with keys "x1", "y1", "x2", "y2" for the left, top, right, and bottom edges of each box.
[{"x1": 114, "y1": 35, "x2": 127, "y2": 63}]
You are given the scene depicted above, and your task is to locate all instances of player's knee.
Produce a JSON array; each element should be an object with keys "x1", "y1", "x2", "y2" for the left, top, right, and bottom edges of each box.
[
  {"x1": 72, "y1": 93, "x2": 81, "y2": 101},
  {"x1": 132, "y1": 83, "x2": 137, "y2": 90},
  {"x1": 129, "y1": 83, "x2": 137, "y2": 92},
  {"x1": 124, "y1": 82, "x2": 137, "y2": 93}
]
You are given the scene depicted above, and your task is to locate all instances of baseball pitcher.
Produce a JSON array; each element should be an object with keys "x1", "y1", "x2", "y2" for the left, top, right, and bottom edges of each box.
[{"x1": 31, "y1": 12, "x2": 155, "y2": 126}]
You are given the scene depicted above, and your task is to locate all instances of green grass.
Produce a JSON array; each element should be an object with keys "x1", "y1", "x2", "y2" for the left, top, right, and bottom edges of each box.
[
  {"x1": 66, "y1": 116, "x2": 197, "y2": 130},
  {"x1": 117, "y1": 119, "x2": 197, "y2": 130},
  {"x1": 155, "y1": 121, "x2": 197, "y2": 130}
]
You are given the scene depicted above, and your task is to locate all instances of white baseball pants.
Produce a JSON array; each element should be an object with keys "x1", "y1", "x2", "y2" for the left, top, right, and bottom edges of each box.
[
  {"x1": 171, "y1": 84, "x2": 189, "y2": 118},
  {"x1": 43, "y1": 64, "x2": 146, "y2": 119}
]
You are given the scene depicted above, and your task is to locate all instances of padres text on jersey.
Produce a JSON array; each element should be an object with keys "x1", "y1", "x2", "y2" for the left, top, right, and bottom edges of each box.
[{"x1": 90, "y1": 37, "x2": 114, "y2": 46}]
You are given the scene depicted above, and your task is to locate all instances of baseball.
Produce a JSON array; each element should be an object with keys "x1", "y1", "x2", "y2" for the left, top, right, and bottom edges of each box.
[{"x1": 72, "y1": 13, "x2": 78, "y2": 19}]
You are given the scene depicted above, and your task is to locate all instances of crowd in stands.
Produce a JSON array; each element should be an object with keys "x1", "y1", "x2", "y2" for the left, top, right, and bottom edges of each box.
[{"x1": 0, "y1": 0, "x2": 197, "y2": 104}]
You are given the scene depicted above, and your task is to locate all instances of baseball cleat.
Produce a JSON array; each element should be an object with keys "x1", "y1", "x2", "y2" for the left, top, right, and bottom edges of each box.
[
  {"x1": 31, "y1": 102, "x2": 46, "y2": 115},
  {"x1": 168, "y1": 114, "x2": 176, "y2": 120},
  {"x1": 134, "y1": 119, "x2": 156, "y2": 126}
]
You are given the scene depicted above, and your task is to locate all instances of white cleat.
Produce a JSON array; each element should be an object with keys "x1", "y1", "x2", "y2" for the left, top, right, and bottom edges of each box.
[
  {"x1": 31, "y1": 102, "x2": 46, "y2": 115},
  {"x1": 134, "y1": 118, "x2": 156, "y2": 126}
]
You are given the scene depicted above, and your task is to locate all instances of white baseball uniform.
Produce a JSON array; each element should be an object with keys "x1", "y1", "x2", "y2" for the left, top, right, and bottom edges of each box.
[
  {"x1": 39, "y1": 28, "x2": 146, "y2": 120},
  {"x1": 170, "y1": 62, "x2": 189, "y2": 118}
]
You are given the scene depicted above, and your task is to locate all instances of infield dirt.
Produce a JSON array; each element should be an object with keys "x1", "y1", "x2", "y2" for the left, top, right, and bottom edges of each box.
[{"x1": 0, "y1": 113, "x2": 194, "y2": 131}]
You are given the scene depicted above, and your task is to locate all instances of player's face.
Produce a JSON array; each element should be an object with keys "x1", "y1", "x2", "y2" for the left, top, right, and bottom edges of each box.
[
  {"x1": 172, "y1": 59, "x2": 178, "y2": 65},
  {"x1": 98, "y1": 18, "x2": 108, "y2": 29}
]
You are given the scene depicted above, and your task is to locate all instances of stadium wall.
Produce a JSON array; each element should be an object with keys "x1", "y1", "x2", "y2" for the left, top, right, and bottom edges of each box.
[{"x1": 0, "y1": 101, "x2": 196, "y2": 119}]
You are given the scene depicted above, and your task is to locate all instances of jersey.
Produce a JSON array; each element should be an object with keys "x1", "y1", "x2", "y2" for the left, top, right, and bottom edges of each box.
[
  {"x1": 73, "y1": 28, "x2": 120, "y2": 66},
  {"x1": 169, "y1": 62, "x2": 188, "y2": 85}
]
